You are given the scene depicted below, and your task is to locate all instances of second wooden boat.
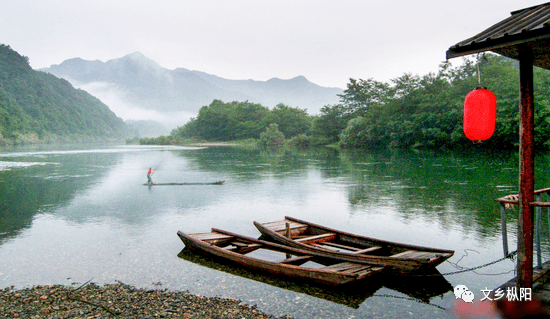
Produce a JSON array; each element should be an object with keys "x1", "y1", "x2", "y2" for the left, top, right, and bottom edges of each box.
[
  {"x1": 177, "y1": 228, "x2": 384, "y2": 286},
  {"x1": 253, "y1": 216, "x2": 454, "y2": 272}
]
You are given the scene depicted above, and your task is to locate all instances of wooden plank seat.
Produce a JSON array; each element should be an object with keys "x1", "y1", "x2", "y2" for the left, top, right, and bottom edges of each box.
[
  {"x1": 295, "y1": 233, "x2": 337, "y2": 244},
  {"x1": 390, "y1": 250, "x2": 437, "y2": 261},
  {"x1": 323, "y1": 262, "x2": 360, "y2": 272},
  {"x1": 192, "y1": 232, "x2": 234, "y2": 245},
  {"x1": 352, "y1": 246, "x2": 382, "y2": 254},
  {"x1": 312, "y1": 241, "x2": 382, "y2": 255},
  {"x1": 278, "y1": 255, "x2": 314, "y2": 265},
  {"x1": 322, "y1": 262, "x2": 376, "y2": 275},
  {"x1": 193, "y1": 232, "x2": 233, "y2": 241},
  {"x1": 263, "y1": 220, "x2": 307, "y2": 232},
  {"x1": 343, "y1": 265, "x2": 379, "y2": 275},
  {"x1": 317, "y1": 242, "x2": 361, "y2": 251},
  {"x1": 224, "y1": 243, "x2": 261, "y2": 253},
  {"x1": 231, "y1": 241, "x2": 252, "y2": 247}
]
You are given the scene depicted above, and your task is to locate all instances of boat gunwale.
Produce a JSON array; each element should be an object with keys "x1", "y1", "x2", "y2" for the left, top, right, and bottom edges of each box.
[{"x1": 283, "y1": 216, "x2": 454, "y2": 254}]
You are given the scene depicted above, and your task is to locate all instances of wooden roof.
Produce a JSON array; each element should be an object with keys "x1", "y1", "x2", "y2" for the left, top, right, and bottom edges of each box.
[{"x1": 446, "y1": 2, "x2": 550, "y2": 70}]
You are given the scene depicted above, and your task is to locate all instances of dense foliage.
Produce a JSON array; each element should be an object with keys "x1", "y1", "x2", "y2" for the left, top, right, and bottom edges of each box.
[
  {"x1": 152, "y1": 100, "x2": 312, "y2": 144},
  {"x1": 336, "y1": 55, "x2": 550, "y2": 150},
  {"x1": 142, "y1": 54, "x2": 550, "y2": 150},
  {"x1": 259, "y1": 123, "x2": 285, "y2": 147},
  {"x1": 0, "y1": 44, "x2": 133, "y2": 145}
]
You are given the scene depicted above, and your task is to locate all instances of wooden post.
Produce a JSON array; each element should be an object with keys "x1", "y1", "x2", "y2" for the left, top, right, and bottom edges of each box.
[
  {"x1": 517, "y1": 45, "x2": 535, "y2": 289},
  {"x1": 536, "y1": 194, "x2": 542, "y2": 269},
  {"x1": 286, "y1": 222, "x2": 291, "y2": 238},
  {"x1": 501, "y1": 203, "x2": 509, "y2": 256},
  {"x1": 547, "y1": 193, "x2": 550, "y2": 249}
]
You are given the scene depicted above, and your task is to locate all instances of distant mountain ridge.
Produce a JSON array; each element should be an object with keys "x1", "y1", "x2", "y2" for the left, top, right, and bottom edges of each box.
[{"x1": 41, "y1": 52, "x2": 343, "y2": 117}]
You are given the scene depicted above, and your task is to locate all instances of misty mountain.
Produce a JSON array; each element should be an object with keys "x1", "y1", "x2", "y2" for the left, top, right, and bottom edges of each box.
[
  {"x1": 41, "y1": 52, "x2": 343, "y2": 125},
  {"x1": 125, "y1": 120, "x2": 169, "y2": 138}
]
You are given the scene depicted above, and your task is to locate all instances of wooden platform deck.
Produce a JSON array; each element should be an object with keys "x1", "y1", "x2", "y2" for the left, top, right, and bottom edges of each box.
[{"x1": 497, "y1": 262, "x2": 550, "y2": 306}]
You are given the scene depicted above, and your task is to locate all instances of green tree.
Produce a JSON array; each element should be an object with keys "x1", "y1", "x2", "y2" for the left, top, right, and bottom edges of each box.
[
  {"x1": 259, "y1": 123, "x2": 285, "y2": 147},
  {"x1": 311, "y1": 104, "x2": 350, "y2": 144},
  {"x1": 265, "y1": 103, "x2": 311, "y2": 138},
  {"x1": 338, "y1": 78, "x2": 390, "y2": 116}
]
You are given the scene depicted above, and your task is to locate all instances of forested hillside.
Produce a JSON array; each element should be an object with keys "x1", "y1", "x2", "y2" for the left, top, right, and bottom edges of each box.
[
  {"x1": 145, "y1": 54, "x2": 550, "y2": 150},
  {"x1": 0, "y1": 44, "x2": 133, "y2": 145}
]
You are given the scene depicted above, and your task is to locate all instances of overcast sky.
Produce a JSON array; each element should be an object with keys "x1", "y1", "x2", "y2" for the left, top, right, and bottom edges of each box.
[{"x1": 0, "y1": 1, "x2": 544, "y2": 89}]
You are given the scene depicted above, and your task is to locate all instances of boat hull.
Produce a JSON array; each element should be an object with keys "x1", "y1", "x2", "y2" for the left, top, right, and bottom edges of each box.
[
  {"x1": 177, "y1": 229, "x2": 384, "y2": 286},
  {"x1": 254, "y1": 216, "x2": 454, "y2": 272}
]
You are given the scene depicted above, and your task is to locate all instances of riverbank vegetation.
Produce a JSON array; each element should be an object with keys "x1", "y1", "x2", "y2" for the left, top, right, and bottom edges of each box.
[
  {"x1": 140, "y1": 54, "x2": 550, "y2": 150},
  {"x1": 0, "y1": 44, "x2": 133, "y2": 146}
]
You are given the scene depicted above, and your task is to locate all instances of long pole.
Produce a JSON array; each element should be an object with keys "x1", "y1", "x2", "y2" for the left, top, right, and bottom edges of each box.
[
  {"x1": 151, "y1": 161, "x2": 162, "y2": 176},
  {"x1": 517, "y1": 45, "x2": 535, "y2": 289}
]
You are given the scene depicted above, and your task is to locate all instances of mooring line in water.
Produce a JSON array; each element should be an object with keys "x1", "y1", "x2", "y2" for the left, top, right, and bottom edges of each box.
[
  {"x1": 371, "y1": 294, "x2": 446, "y2": 310},
  {"x1": 441, "y1": 250, "x2": 518, "y2": 276},
  {"x1": 392, "y1": 250, "x2": 518, "y2": 277}
]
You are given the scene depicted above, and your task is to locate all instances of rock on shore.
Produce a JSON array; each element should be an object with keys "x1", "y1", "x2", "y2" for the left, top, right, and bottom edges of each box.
[{"x1": 0, "y1": 282, "x2": 292, "y2": 318}]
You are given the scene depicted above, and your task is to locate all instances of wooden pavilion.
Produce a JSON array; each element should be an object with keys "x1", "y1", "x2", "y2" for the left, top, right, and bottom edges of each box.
[{"x1": 447, "y1": 2, "x2": 550, "y2": 289}]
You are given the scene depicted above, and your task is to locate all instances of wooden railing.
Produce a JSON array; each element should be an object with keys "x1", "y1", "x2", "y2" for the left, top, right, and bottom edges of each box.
[{"x1": 496, "y1": 187, "x2": 550, "y2": 269}]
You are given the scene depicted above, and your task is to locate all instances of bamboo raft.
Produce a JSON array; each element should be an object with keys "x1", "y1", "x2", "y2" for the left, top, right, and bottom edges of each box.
[{"x1": 144, "y1": 181, "x2": 224, "y2": 186}]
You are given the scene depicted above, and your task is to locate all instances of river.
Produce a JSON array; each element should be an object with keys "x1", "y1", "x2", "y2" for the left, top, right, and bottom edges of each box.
[{"x1": 1, "y1": 144, "x2": 548, "y2": 318}]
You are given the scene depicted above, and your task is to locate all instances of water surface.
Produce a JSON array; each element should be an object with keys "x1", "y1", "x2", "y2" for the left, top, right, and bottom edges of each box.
[{"x1": 1, "y1": 144, "x2": 548, "y2": 318}]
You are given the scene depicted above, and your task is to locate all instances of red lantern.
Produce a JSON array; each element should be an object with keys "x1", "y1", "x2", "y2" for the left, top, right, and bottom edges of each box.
[{"x1": 463, "y1": 87, "x2": 496, "y2": 141}]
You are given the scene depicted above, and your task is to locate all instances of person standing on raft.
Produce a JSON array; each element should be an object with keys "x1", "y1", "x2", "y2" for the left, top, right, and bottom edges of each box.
[{"x1": 147, "y1": 167, "x2": 156, "y2": 185}]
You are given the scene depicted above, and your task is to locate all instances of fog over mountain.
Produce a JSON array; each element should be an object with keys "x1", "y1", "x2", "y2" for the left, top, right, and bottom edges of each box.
[{"x1": 41, "y1": 52, "x2": 343, "y2": 129}]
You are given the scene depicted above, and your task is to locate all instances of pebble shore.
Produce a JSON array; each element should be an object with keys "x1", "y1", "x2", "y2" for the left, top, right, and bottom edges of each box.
[{"x1": 0, "y1": 282, "x2": 292, "y2": 319}]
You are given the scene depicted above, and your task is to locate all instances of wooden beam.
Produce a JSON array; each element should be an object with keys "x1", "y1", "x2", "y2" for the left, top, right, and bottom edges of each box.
[
  {"x1": 517, "y1": 45, "x2": 535, "y2": 289},
  {"x1": 446, "y1": 31, "x2": 550, "y2": 60}
]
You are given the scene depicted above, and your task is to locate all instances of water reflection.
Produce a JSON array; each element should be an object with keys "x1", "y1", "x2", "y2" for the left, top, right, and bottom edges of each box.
[
  {"x1": 0, "y1": 145, "x2": 208, "y2": 241},
  {"x1": 0, "y1": 151, "x2": 119, "y2": 242},
  {"x1": 178, "y1": 146, "x2": 530, "y2": 240}
]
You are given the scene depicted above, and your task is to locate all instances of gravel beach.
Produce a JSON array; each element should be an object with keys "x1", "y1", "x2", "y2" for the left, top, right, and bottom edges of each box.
[{"x1": 0, "y1": 282, "x2": 292, "y2": 319}]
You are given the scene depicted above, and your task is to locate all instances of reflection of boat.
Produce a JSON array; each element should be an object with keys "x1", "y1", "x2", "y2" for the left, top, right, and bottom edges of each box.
[
  {"x1": 381, "y1": 270, "x2": 453, "y2": 303},
  {"x1": 177, "y1": 247, "x2": 453, "y2": 308},
  {"x1": 177, "y1": 247, "x2": 382, "y2": 309},
  {"x1": 176, "y1": 228, "x2": 384, "y2": 286},
  {"x1": 254, "y1": 216, "x2": 454, "y2": 272},
  {"x1": 144, "y1": 181, "x2": 224, "y2": 186}
]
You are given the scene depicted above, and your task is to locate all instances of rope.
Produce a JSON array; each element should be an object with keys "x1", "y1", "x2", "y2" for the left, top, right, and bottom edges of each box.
[
  {"x1": 393, "y1": 250, "x2": 518, "y2": 277},
  {"x1": 371, "y1": 294, "x2": 446, "y2": 310},
  {"x1": 441, "y1": 250, "x2": 517, "y2": 276}
]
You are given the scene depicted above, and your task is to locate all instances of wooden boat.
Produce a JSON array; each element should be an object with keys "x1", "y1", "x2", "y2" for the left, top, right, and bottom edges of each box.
[
  {"x1": 144, "y1": 181, "x2": 224, "y2": 186},
  {"x1": 253, "y1": 216, "x2": 454, "y2": 272},
  {"x1": 177, "y1": 247, "x2": 382, "y2": 308},
  {"x1": 176, "y1": 228, "x2": 384, "y2": 286},
  {"x1": 178, "y1": 247, "x2": 452, "y2": 308}
]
